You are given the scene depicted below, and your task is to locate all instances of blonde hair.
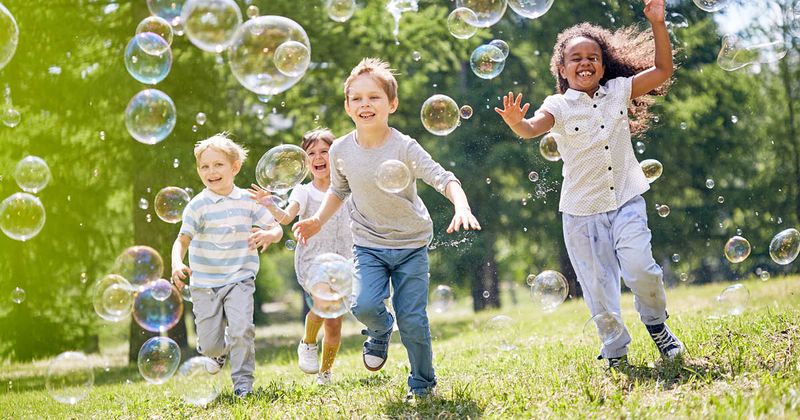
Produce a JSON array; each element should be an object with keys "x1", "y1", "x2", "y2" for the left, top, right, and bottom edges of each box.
[
  {"x1": 301, "y1": 128, "x2": 335, "y2": 151},
  {"x1": 193, "y1": 133, "x2": 248, "y2": 164},
  {"x1": 343, "y1": 58, "x2": 398, "y2": 102}
]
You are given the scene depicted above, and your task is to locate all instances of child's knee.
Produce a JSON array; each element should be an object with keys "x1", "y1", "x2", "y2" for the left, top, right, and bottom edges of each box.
[
  {"x1": 396, "y1": 312, "x2": 428, "y2": 339},
  {"x1": 227, "y1": 322, "x2": 255, "y2": 344},
  {"x1": 350, "y1": 297, "x2": 383, "y2": 320}
]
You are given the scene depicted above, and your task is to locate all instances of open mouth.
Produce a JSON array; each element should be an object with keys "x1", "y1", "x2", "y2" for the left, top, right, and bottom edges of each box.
[
  {"x1": 207, "y1": 177, "x2": 222, "y2": 183},
  {"x1": 358, "y1": 111, "x2": 375, "y2": 120},
  {"x1": 312, "y1": 163, "x2": 327, "y2": 172},
  {"x1": 578, "y1": 70, "x2": 593, "y2": 78}
]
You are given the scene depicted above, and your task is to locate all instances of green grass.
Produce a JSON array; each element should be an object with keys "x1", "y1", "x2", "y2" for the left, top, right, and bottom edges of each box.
[{"x1": 2, "y1": 277, "x2": 800, "y2": 418}]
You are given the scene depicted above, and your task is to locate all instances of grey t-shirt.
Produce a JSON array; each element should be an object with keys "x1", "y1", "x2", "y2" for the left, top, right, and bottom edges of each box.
[{"x1": 329, "y1": 128, "x2": 459, "y2": 249}]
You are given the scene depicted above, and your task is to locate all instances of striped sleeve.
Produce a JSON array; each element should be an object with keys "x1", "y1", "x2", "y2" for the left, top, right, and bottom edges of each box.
[{"x1": 180, "y1": 199, "x2": 201, "y2": 238}]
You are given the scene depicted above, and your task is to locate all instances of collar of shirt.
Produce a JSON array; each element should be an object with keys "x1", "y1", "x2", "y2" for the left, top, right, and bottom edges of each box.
[
  {"x1": 563, "y1": 83, "x2": 609, "y2": 102},
  {"x1": 203, "y1": 186, "x2": 243, "y2": 203}
]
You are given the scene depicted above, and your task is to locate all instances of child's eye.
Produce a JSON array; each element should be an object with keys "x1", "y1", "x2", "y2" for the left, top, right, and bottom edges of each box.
[{"x1": 321, "y1": 151, "x2": 329, "y2": 156}]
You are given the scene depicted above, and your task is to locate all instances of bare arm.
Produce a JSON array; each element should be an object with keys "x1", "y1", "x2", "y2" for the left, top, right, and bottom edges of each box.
[
  {"x1": 170, "y1": 234, "x2": 192, "y2": 290},
  {"x1": 292, "y1": 192, "x2": 344, "y2": 244},
  {"x1": 443, "y1": 181, "x2": 481, "y2": 233},
  {"x1": 631, "y1": 0, "x2": 673, "y2": 99},
  {"x1": 247, "y1": 183, "x2": 301, "y2": 225},
  {"x1": 495, "y1": 92, "x2": 555, "y2": 139}
]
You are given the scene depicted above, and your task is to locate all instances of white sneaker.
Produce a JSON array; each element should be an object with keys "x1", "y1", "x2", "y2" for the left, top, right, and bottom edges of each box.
[
  {"x1": 316, "y1": 371, "x2": 332, "y2": 386},
  {"x1": 203, "y1": 354, "x2": 226, "y2": 374},
  {"x1": 297, "y1": 341, "x2": 319, "y2": 374}
]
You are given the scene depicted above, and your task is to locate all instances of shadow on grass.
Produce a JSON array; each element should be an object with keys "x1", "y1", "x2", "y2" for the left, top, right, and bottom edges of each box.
[
  {"x1": 610, "y1": 355, "x2": 738, "y2": 389},
  {"x1": 381, "y1": 388, "x2": 483, "y2": 419}
]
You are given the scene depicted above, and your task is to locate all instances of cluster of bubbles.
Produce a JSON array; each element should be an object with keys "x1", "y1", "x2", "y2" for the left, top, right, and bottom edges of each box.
[
  {"x1": 376, "y1": 159, "x2": 412, "y2": 193},
  {"x1": 583, "y1": 311, "x2": 624, "y2": 345},
  {"x1": 124, "y1": 89, "x2": 177, "y2": 145},
  {"x1": 326, "y1": 0, "x2": 356, "y2": 23},
  {"x1": 717, "y1": 34, "x2": 787, "y2": 72},
  {"x1": 138, "y1": 336, "x2": 181, "y2": 384},
  {"x1": 717, "y1": 283, "x2": 748, "y2": 315},
  {"x1": 0, "y1": 156, "x2": 51, "y2": 241},
  {"x1": 420, "y1": 94, "x2": 461, "y2": 136},
  {"x1": 470, "y1": 40, "x2": 509, "y2": 80},
  {"x1": 45, "y1": 351, "x2": 94, "y2": 405},
  {"x1": 255, "y1": 144, "x2": 310, "y2": 195},
  {"x1": 724, "y1": 235, "x2": 751, "y2": 263},
  {"x1": 154, "y1": 186, "x2": 190, "y2": 224},
  {"x1": 539, "y1": 133, "x2": 561, "y2": 161},
  {"x1": 0, "y1": 4, "x2": 18, "y2": 71},
  {"x1": 527, "y1": 270, "x2": 568, "y2": 313},
  {"x1": 430, "y1": 284, "x2": 455, "y2": 313},
  {"x1": 173, "y1": 356, "x2": 224, "y2": 406},
  {"x1": 640, "y1": 159, "x2": 663, "y2": 183},
  {"x1": 304, "y1": 253, "x2": 355, "y2": 318}
]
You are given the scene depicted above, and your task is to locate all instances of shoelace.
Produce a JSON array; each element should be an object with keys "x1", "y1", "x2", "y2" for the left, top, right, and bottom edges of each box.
[{"x1": 650, "y1": 327, "x2": 679, "y2": 353}]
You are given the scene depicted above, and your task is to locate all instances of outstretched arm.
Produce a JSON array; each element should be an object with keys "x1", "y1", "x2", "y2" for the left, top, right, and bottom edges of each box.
[
  {"x1": 495, "y1": 92, "x2": 555, "y2": 139},
  {"x1": 631, "y1": 0, "x2": 673, "y2": 99},
  {"x1": 247, "y1": 183, "x2": 301, "y2": 225},
  {"x1": 292, "y1": 192, "x2": 344, "y2": 245},
  {"x1": 443, "y1": 181, "x2": 481, "y2": 233}
]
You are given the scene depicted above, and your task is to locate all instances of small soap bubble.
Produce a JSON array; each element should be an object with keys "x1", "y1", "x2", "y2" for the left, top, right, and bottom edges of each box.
[
  {"x1": 459, "y1": 105, "x2": 473, "y2": 119},
  {"x1": 195, "y1": 112, "x2": 206, "y2": 125},
  {"x1": 529, "y1": 270, "x2": 568, "y2": 313},
  {"x1": 724, "y1": 235, "x2": 751, "y2": 263},
  {"x1": 2, "y1": 107, "x2": 20, "y2": 127},
  {"x1": 539, "y1": 134, "x2": 561, "y2": 161},
  {"x1": 635, "y1": 141, "x2": 645, "y2": 154},
  {"x1": 485, "y1": 178, "x2": 491, "y2": 185},
  {"x1": 488, "y1": 39, "x2": 510, "y2": 58},
  {"x1": 326, "y1": 0, "x2": 356, "y2": 23},
  {"x1": 10, "y1": 286, "x2": 25, "y2": 304},
  {"x1": 0, "y1": 192, "x2": 46, "y2": 241},
  {"x1": 133, "y1": 281, "x2": 183, "y2": 332},
  {"x1": 671, "y1": 253, "x2": 680, "y2": 263},
  {"x1": 455, "y1": 0, "x2": 506, "y2": 27},
  {"x1": 768, "y1": 228, "x2": 800, "y2": 265},
  {"x1": 124, "y1": 33, "x2": 172, "y2": 85},
  {"x1": 528, "y1": 171, "x2": 539, "y2": 182},
  {"x1": 172, "y1": 158, "x2": 180, "y2": 168},
  {"x1": 181, "y1": 0, "x2": 242, "y2": 53},
  {"x1": 375, "y1": 159, "x2": 411, "y2": 193},
  {"x1": 92, "y1": 274, "x2": 134, "y2": 322},
  {"x1": 255, "y1": 144, "x2": 309, "y2": 195},
  {"x1": 420, "y1": 94, "x2": 460, "y2": 136},
  {"x1": 679, "y1": 272, "x2": 689, "y2": 282},
  {"x1": 470, "y1": 44, "x2": 506, "y2": 79},
  {"x1": 482, "y1": 290, "x2": 490, "y2": 299},
  {"x1": 731, "y1": 115, "x2": 738, "y2": 124},
  {"x1": 273, "y1": 40, "x2": 311, "y2": 78},
  {"x1": 717, "y1": 283, "x2": 748, "y2": 315},
  {"x1": 583, "y1": 311, "x2": 624, "y2": 346},
  {"x1": 135, "y1": 16, "x2": 174, "y2": 52},
  {"x1": 760, "y1": 271, "x2": 770, "y2": 281},
  {"x1": 430, "y1": 285, "x2": 454, "y2": 313},
  {"x1": 124, "y1": 89, "x2": 176, "y2": 145},
  {"x1": 680, "y1": 122, "x2": 687, "y2": 130},
  {"x1": 718, "y1": 195, "x2": 725, "y2": 204},
  {"x1": 150, "y1": 279, "x2": 173, "y2": 302},
  {"x1": 175, "y1": 357, "x2": 224, "y2": 406},
  {"x1": 411, "y1": 51, "x2": 421, "y2": 61},
  {"x1": 285, "y1": 239, "x2": 297, "y2": 251},
  {"x1": 138, "y1": 336, "x2": 181, "y2": 384},
  {"x1": 138, "y1": 198, "x2": 149, "y2": 210},
  {"x1": 14, "y1": 156, "x2": 51, "y2": 193},
  {"x1": 706, "y1": 178, "x2": 715, "y2": 189},
  {"x1": 154, "y1": 186, "x2": 190, "y2": 223},
  {"x1": 640, "y1": 159, "x2": 663, "y2": 183},
  {"x1": 246, "y1": 4, "x2": 259, "y2": 18},
  {"x1": 656, "y1": 204, "x2": 670, "y2": 217},
  {"x1": 447, "y1": 7, "x2": 478, "y2": 39}
]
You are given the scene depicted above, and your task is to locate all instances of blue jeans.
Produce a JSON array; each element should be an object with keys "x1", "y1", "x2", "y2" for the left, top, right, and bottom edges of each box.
[{"x1": 351, "y1": 245, "x2": 436, "y2": 392}]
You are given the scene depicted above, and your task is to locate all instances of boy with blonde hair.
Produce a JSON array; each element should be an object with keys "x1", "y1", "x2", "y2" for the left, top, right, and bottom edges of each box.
[{"x1": 171, "y1": 133, "x2": 283, "y2": 397}]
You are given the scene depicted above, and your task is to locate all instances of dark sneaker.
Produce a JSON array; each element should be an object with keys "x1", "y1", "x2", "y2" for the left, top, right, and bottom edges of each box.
[
  {"x1": 404, "y1": 388, "x2": 435, "y2": 403},
  {"x1": 361, "y1": 329, "x2": 391, "y2": 371},
  {"x1": 646, "y1": 323, "x2": 685, "y2": 360},
  {"x1": 234, "y1": 388, "x2": 251, "y2": 399},
  {"x1": 607, "y1": 354, "x2": 629, "y2": 370}
]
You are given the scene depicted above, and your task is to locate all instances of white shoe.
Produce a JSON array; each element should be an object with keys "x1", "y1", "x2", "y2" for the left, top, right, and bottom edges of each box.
[
  {"x1": 203, "y1": 355, "x2": 226, "y2": 375},
  {"x1": 297, "y1": 341, "x2": 319, "y2": 374},
  {"x1": 316, "y1": 371, "x2": 332, "y2": 386}
]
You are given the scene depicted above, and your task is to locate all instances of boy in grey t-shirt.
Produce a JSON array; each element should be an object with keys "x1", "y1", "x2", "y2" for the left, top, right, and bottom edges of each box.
[{"x1": 293, "y1": 58, "x2": 481, "y2": 400}]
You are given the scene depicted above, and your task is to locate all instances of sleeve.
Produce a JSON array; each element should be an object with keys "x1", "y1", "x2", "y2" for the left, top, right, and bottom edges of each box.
[
  {"x1": 538, "y1": 95, "x2": 562, "y2": 128},
  {"x1": 328, "y1": 142, "x2": 351, "y2": 201},
  {"x1": 610, "y1": 76, "x2": 634, "y2": 104},
  {"x1": 179, "y1": 200, "x2": 200, "y2": 238},
  {"x1": 288, "y1": 184, "x2": 308, "y2": 216},
  {"x1": 252, "y1": 201, "x2": 276, "y2": 228},
  {"x1": 406, "y1": 138, "x2": 459, "y2": 196}
]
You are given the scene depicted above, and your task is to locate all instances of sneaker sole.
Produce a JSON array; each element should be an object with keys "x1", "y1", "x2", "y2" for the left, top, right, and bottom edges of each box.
[
  {"x1": 363, "y1": 354, "x2": 386, "y2": 372},
  {"x1": 299, "y1": 364, "x2": 319, "y2": 374}
]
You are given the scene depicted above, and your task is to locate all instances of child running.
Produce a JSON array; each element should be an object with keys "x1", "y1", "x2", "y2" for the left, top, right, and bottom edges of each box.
[
  {"x1": 248, "y1": 128, "x2": 353, "y2": 386},
  {"x1": 496, "y1": 0, "x2": 685, "y2": 369},
  {"x1": 293, "y1": 58, "x2": 481, "y2": 400}
]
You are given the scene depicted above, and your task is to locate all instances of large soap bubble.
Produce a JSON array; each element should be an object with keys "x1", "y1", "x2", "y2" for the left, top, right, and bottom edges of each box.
[
  {"x1": 112, "y1": 245, "x2": 164, "y2": 289},
  {"x1": 507, "y1": 0, "x2": 554, "y2": 19},
  {"x1": 228, "y1": 16, "x2": 311, "y2": 96},
  {"x1": 14, "y1": 155, "x2": 51, "y2": 193},
  {"x1": 92, "y1": 274, "x2": 134, "y2": 322},
  {"x1": 717, "y1": 283, "x2": 748, "y2": 315},
  {"x1": 124, "y1": 33, "x2": 172, "y2": 85},
  {"x1": 138, "y1": 336, "x2": 181, "y2": 384},
  {"x1": 692, "y1": 0, "x2": 731, "y2": 12},
  {"x1": 182, "y1": 0, "x2": 242, "y2": 53},
  {"x1": 717, "y1": 34, "x2": 787, "y2": 72},
  {"x1": 326, "y1": 0, "x2": 356, "y2": 23},
  {"x1": 430, "y1": 285, "x2": 454, "y2": 314},
  {"x1": 769, "y1": 228, "x2": 800, "y2": 265},
  {"x1": 136, "y1": 16, "x2": 174, "y2": 54},
  {"x1": 155, "y1": 186, "x2": 190, "y2": 223},
  {"x1": 0, "y1": 4, "x2": 18, "y2": 71},
  {"x1": 724, "y1": 235, "x2": 751, "y2": 263},
  {"x1": 46, "y1": 351, "x2": 94, "y2": 405},
  {"x1": 447, "y1": 7, "x2": 478, "y2": 39},
  {"x1": 529, "y1": 270, "x2": 568, "y2": 313},
  {"x1": 125, "y1": 89, "x2": 177, "y2": 145},
  {"x1": 539, "y1": 133, "x2": 561, "y2": 161},
  {"x1": 0, "y1": 192, "x2": 46, "y2": 241},
  {"x1": 255, "y1": 144, "x2": 309, "y2": 195},
  {"x1": 376, "y1": 159, "x2": 412, "y2": 193},
  {"x1": 455, "y1": 0, "x2": 507, "y2": 28},
  {"x1": 420, "y1": 94, "x2": 460, "y2": 136},
  {"x1": 583, "y1": 311, "x2": 624, "y2": 346},
  {"x1": 470, "y1": 44, "x2": 506, "y2": 79},
  {"x1": 174, "y1": 356, "x2": 224, "y2": 406},
  {"x1": 484, "y1": 314, "x2": 517, "y2": 351},
  {"x1": 133, "y1": 280, "x2": 183, "y2": 332},
  {"x1": 305, "y1": 253, "x2": 355, "y2": 319},
  {"x1": 640, "y1": 159, "x2": 663, "y2": 183},
  {"x1": 274, "y1": 40, "x2": 311, "y2": 78}
]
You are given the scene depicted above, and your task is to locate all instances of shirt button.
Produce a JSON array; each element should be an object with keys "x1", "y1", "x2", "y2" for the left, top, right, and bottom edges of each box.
[
  {"x1": 604, "y1": 145, "x2": 609, "y2": 150},
  {"x1": 600, "y1": 125, "x2": 605, "y2": 129},
  {"x1": 610, "y1": 187, "x2": 614, "y2": 190},
  {"x1": 608, "y1": 166, "x2": 612, "y2": 170},
  {"x1": 593, "y1": 104, "x2": 597, "y2": 108},
  {"x1": 574, "y1": 127, "x2": 579, "y2": 131}
]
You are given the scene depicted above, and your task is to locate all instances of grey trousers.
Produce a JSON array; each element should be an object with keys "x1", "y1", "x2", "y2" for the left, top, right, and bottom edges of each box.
[
  {"x1": 563, "y1": 195, "x2": 668, "y2": 359},
  {"x1": 191, "y1": 279, "x2": 256, "y2": 391}
]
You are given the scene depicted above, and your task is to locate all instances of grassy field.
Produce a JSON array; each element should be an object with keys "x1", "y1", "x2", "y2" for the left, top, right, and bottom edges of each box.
[{"x1": 1, "y1": 277, "x2": 799, "y2": 418}]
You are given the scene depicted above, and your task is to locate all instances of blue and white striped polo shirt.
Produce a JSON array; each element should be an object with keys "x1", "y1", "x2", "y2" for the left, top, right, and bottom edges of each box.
[{"x1": 179, "y1": 186, "x2": 275, "y2": 288}]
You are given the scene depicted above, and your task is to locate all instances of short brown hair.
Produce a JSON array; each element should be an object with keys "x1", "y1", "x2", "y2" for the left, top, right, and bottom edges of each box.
[
  {"x1": 194, "y1": 133, "x2": 248, "y2": 164},
  {"x1": 343, "y1": 58, "x2": 398, "y2": 102},
  {"x1": 301, "y1": 128, "x2": 335, "y2": 151}
]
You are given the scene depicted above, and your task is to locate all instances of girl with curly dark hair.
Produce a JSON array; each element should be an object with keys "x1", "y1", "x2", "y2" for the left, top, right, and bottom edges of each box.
[{"x1": 496, "y1": 0, "x2": 684, "y2": 369}]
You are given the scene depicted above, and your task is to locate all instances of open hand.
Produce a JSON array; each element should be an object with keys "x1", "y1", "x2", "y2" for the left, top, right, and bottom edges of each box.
[
  {"x1": 292, "y1": 217, "x2": 321, "y2": 245},
  {"x1": 643, "y1": 0, "x2": 665, "y2": 24},
  {"x1": 248, "y1": 227, "x2": 281, "y2": 253},
  {"x1": 247, "y1": 183, "x2": 276, "y2": 207},
  {"x1": 494, "y1": 92, "x2": 530, "y2": 128},
  {"x1": 171, "y1": 263, "x2": 191, "y2": 291},
  {"x1": 447, "y1": 208, "x2": 481, "y2": 233}
]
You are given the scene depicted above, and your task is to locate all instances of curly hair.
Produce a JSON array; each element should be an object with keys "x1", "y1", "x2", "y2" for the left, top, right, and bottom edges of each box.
[{"x1": 550, "y1": 23, "x2": 673, "y2": 136}]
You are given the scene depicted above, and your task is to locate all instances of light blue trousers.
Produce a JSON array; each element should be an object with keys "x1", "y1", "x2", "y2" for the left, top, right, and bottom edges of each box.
[{"x1": 563, "y1": 196, "x2": 668, "y2": 359}]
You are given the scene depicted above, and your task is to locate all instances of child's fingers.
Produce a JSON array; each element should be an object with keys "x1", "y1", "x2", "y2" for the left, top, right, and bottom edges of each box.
[{"x1": 521, "y1": 102, "x2": 530, "y2": 114}]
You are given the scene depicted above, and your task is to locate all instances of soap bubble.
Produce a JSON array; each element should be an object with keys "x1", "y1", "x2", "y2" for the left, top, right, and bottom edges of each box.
[
  {"x1": 133, "y1": 280, "x2": 183, "y2": 332},
  {"x1": 146, "y1": 0, "x2": 185, "y2": 27},
  {"x1": 459, "y1": 105, "x2": 473, "y2": 119},
  {"x1": 174, "y1": 357, "x2": 224, "y2": 406},
  {"x1": 470, "y1": 44, "x2": 506, "y2": 79},
  {"x1": 656, "y1": 204, "x2": 670, "y2": 217},
  {"x1": 672, "y1": 253, "x2": 680, "y2": 263},
  {"x1": 154, "y1": 186, "x2": 190, "y2": 223},
  {"x1": 150, "y1": 279, "x2": 173, "y2": 301},
  {"x1": 447, "y1": 7, "x2": 478, "y2": 39},
  {"x1": 528, "y1": 171, "x2": 539, "y2": 182},
  {"x1": 484, "y1": 315, "x2": 516, "y2": 351},
  {"x1": 246, "y1": 5, "x2": 259, "y2": 19},
  {"x1": 180, "y1": 285, "x2": 192, "y2": 302},
  {"x1": 255, "y1": 144, "x2": 309, "y2": 195},
  {"x1": 635, "y1": 141, "x2": 646, "y2": 154},
  {"x1": 283, "y1": 239, "x2": 297, "y2": 251},
  {"x1": 0, "y1": 192, "x2": 46, "y2": 241},
  {"x1": 640, "y1": 159, "x2": 663, "y2": 183},
  {"x1": 124, "y1": 89, "x2": 177, "y2": 145},
  {"x1": 195, "y1": 112, "x2": 207, "y2": 125},
  {"x1": 326, "y1": 0, "x2": 356, "y2": 22},
  {"x1": 692, "y1": 0, "x2": 731, "y2": 12},
  {"x1": 539, "y1": 133, "x2": 561, "y2": 161},
  {"x1": 305, "y1": 253, "x2": 355, "y2": 318},
  {"x1": 138, "y1": 197, "x2": 149, "y2": 210},
  {"x1": 717, "y1": 34, "x2": 787, "y2": 72},
  {"x1": 723, "y1": 235, "x2": 751, "y2": 263},
  {"x1": 112, "y1": 245, "x2": 164, "y2": 290},
  {"x1": 135, "y1": 16, "x2": 173, "y2": 54},
  {"x1": 769, "y1": 228, "x2": 800, "y2": 265},
  {"x1": 583, "y1": 311, "x2": 624, "y2": 345},
  {"x1": 507, "y1": 0, "x2": 554, "y2": 19},
  {"x1": 228, "y1": 16, "x2": 311, "y2": 96},
  {"x1": 529, "y1": 270, "x2": 568, "y2": 313},
  {"x1": 273, "y1": 40, "x2": 311, "y2": 78},
  {"x1": 705, "y1": 178, "x2": 715, "y2": 189},
  {"x1": 760, "y1": 271, "x2": 770, "y2": 281},
  {"x1": 0, "y1": 4, "x2": 19, "y2": 71},
  {"x1": 181, "y1": 0, "x2": 242, "y2": 53},
  {"x1": 430, "y1": 285, "x2": 454, "y2": 313},
  {"x1": 420, "y1": 94, "x2": 460, "y2": 136},
  {"x1": 14, "y1": 155, "x2": 51, "y2": 193},
  {"x1": 124, "y1": 33, "x2": 172, "y2": 85},
  {"x1": 489, "y1": 39, "x2": 510, "y2": 59},
  {"x1": 138, "y1": 336, "x2": 181, "y2": 384},
  {"x1": 46, "y1": 351, "x2": 94, "y2": 405},
  {"x1": 455, "y1": 0, "x2": 507, "y2": 28},
  {"x1": 92, "y1": 274, "x2": 134, "y2": 322},
  {"x1": 10, "y1": 286, "x2": 25, "y2": 304},
  {"x1": 2, "y1": 107, "x2": 20, "y2": 127},
  {"x1": 717, "y1": 283, "x2": 748, "y2": 315}
]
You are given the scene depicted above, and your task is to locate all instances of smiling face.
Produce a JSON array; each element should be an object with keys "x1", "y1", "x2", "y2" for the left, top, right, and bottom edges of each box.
[
  {"x1": 344, "y1": 74, "x2": 398, "y2": 130},
  {"x1": 196, "y1": 147, "x2": 241, "y2": 196},
  {"x1": 305, "y1": 139, "x2": 331, "y2": 181},
  {"x1": 559, "y1": 36, "x2": 605, "y2": 95}
]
